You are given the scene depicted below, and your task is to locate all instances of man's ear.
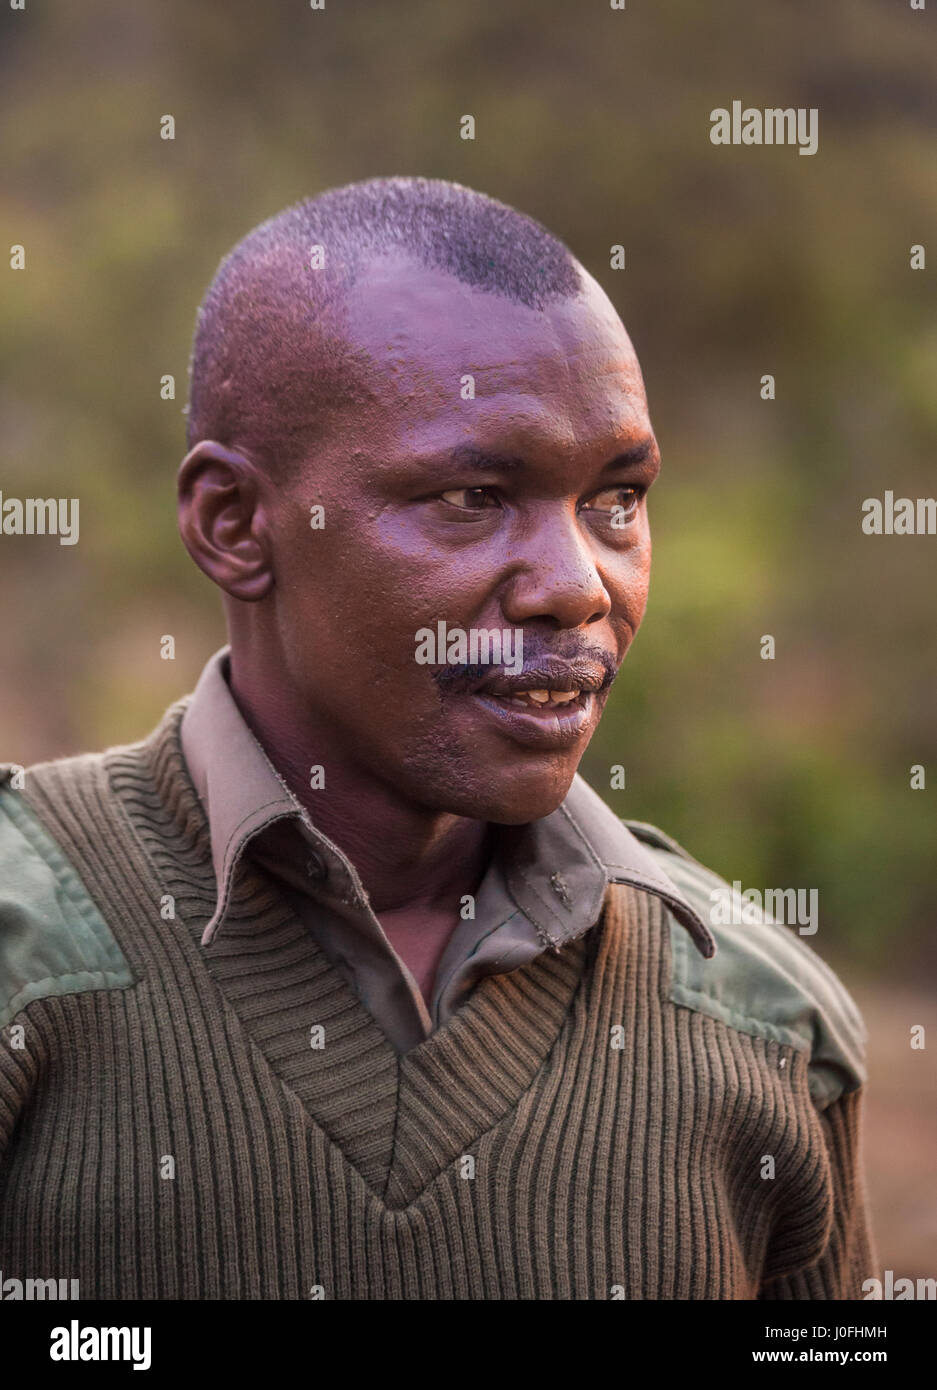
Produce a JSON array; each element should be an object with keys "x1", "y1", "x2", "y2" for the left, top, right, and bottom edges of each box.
[{"x1": 177, "y1": 441, "x2": 274, "y2": 601}]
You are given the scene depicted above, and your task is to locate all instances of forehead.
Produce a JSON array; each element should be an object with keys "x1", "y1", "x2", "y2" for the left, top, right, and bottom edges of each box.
[{"x1": 338, "y1": 254, "x2": 651, "y2": 455}]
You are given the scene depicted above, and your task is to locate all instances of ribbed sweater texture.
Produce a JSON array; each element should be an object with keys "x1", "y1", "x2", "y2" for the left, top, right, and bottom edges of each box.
[{"x1": 0, "y1": 703, "x2": 875, "y2": 1299}]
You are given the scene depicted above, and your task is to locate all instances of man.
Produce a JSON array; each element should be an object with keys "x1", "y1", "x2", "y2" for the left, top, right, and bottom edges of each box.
[{"x1": 0, "y1": 177, "x2": 875, "y2": 1299}]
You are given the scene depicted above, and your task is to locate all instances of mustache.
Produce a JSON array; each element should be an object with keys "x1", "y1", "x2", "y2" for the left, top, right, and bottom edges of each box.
[{"x1": 431, "y1": 643, "x2": 619, "y2": 696}]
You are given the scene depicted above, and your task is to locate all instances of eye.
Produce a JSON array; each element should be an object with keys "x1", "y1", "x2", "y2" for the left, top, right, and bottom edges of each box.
[
  {"x1": 439, "y1": 486, "x2": 500, "y2": 510},
  {"x1": 582, "y1": 484, "x2": 644, "y2": 518}
]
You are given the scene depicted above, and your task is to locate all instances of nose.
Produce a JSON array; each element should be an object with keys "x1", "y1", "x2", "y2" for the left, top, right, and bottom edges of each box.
[{"x1": 499, "y1": 507, "x2": 612, "y2": 630}]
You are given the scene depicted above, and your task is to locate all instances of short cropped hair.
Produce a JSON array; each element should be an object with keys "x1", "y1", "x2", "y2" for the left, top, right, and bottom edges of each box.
[{"x1": 185, "y1": 176, "x2": 584, "y2": 475}]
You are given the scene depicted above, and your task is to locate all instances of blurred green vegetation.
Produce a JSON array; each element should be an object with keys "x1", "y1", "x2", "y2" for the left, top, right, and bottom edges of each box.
[{"x1": 2, "y1": 0, "x2": 935, "y2": 976}]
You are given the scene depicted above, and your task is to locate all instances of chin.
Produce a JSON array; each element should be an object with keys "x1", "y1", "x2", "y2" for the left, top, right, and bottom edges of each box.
[{"x1": 436, "y1": 764, "x2": 579, "y2": 826}]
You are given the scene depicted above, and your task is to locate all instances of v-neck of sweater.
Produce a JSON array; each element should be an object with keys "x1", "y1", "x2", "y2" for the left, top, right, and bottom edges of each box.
[{"x1": 107, "y1": 700, "x2": 594, "y2": 1209}]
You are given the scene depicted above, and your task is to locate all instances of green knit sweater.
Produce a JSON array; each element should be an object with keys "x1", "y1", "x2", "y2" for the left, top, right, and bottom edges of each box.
[{"x1": 0, "y1": 701, "x2": 876, "y2": 1299}]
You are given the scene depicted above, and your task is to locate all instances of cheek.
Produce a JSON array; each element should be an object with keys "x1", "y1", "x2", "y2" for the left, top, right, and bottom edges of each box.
[
  {"x1": 608, "y1": 535, "x2": 652, "y2": 633},
  {"x1": 271, "y1": 526, "x2": 442, "y2": 697},
  {"x1": 630, "y1": 554, "x2": 652, "y2": 622}
]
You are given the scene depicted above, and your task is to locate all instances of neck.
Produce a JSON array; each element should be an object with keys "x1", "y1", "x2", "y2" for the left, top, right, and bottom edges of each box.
[{"x1": 227, "y1": 657, "x2": 493, "y2": 916}]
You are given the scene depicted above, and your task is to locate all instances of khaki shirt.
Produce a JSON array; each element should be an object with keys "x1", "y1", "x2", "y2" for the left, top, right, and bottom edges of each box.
[{"x1": 180, "y1": 647, "x2": 713, "y2": 1052}]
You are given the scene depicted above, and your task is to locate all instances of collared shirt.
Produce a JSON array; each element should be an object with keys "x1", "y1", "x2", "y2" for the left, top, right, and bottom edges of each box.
[{"x1": 180, "y1": 647, "x2": 714, "y2": 1053}]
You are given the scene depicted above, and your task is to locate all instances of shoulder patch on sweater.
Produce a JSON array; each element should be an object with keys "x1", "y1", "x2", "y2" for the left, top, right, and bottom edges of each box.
[
  {"x1": 623, "y1": 820, "x2": 868, "y2": 1110},
  {"x1": 0, "y1": 780, "x2": 134, "y2": 1029}
]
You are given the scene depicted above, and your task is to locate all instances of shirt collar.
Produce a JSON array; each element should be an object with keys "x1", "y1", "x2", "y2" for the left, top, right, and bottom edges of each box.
[{"x1": 180, "y1": 646, "x2": 715, "y2": 959}]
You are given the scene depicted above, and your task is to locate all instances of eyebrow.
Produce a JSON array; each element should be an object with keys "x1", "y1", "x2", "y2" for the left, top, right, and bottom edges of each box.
[
  {"x1": 448, "y1": 438, "x2": 659, "y2": 474},
  {"x1": 598, "y1": 439, "x2": 660, "y2": 473},
  {"x1": 450, "y1": 445, "x2": 525, "y2": 472}
]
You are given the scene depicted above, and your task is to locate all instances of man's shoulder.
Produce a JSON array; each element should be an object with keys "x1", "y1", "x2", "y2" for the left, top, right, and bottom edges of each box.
[
  {"x1": 0, "y1": 754, "x2": 137, "y2": 1031},
  {"x1": 622, "y1": 819, "x2": 868, "y2": 1110}
]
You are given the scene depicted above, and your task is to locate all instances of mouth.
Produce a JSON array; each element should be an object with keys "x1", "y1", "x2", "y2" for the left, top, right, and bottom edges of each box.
[
  {"x1": 465, "y1": 660, "x2": 609, "y2": 749},
  {"x1": 483, "y1": 686, "x2": 587, "y2": 710}
]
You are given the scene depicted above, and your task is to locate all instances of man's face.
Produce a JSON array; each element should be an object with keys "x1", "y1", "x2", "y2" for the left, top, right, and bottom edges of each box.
[{"x1": 265, "y1": 255, "x2": 658, "y2": 823}]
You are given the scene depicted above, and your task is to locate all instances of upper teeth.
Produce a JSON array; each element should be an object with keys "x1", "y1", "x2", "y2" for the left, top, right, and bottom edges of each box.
[{"x1": 515, "y1": 688, "x2": 580, "y2": 706}]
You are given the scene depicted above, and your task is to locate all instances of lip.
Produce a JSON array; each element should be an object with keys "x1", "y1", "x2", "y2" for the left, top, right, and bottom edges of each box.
[
  {"x1": 473, "y1": 657, "x2": 607, "y2": 700},
  {"x1": 469, "y1": 688, "x2": 597, "y2": 750}
]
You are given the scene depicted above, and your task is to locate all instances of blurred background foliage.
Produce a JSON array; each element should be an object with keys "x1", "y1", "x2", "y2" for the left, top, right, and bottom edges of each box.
[{"x1": 1, "y1": 0, "x2": 935, "y2": 988}]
